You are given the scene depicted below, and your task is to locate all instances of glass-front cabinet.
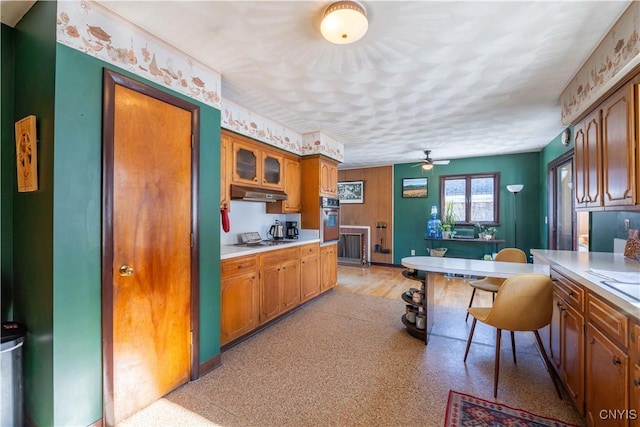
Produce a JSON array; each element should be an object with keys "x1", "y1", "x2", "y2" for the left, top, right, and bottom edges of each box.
[{"x1": 231, "y1": 139, "x2": 283, "y2": 190}]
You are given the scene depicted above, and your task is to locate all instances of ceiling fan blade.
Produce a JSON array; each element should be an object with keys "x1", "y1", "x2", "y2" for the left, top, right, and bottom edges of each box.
[
  {"x1": 432, "y1": 160, "x2": 450, "y2": 165},
  {"x1": 411, "y1": 163, "x2": 423, "y2": 167}
]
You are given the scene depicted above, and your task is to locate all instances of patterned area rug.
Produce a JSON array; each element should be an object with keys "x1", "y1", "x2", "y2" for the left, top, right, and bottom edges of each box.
[{"x1": 444, "y1": 390, "x2": 580, "y2": 427}]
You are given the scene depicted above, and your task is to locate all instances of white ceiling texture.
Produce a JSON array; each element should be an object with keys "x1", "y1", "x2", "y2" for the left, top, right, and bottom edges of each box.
[{"x1": 2, "y1": 1, "x2": 631, "y2": 168}]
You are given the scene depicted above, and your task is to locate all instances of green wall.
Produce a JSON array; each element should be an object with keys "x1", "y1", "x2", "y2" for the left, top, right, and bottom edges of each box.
[
  {"x1": 393, "y1": 152, "x2": 541, "y2": 263},
  {"x1": 3, "y1": 3, "x2": 222, "y2": 424},
  {"x1": 12, "y1": 2, "x2": 57, "y2": 425},
  {"x1": 1, "y1": 24, "x2": 15, "y2": 320}
]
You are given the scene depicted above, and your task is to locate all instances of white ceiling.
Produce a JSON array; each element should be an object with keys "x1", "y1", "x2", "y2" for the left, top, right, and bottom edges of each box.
[{"x1": 2, "y1": 1, "x2": 631, "y2": 168}]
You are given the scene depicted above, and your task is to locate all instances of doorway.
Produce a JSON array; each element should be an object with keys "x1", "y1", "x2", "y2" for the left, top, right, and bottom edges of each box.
[
  {"x1": 547, "y1": 151, "x2": 582, "y2": 250},
  {"x1": 101, "y1": 70, "x2": 200, "y2": 425}
]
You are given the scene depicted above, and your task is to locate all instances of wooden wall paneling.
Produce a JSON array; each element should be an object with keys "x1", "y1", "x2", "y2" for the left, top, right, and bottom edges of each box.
[{"x1": 338, "y1": 166, "x2": 393, "y2": 264}]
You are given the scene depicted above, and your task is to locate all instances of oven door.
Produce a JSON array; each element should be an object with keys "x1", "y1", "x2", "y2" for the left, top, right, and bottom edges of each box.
[{"x1": 322, "y1": 208, "x2": 340, "y2": 242}]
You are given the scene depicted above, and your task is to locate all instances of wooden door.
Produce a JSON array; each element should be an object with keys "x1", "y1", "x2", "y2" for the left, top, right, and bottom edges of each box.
[
  {"x1": 601, "y1": 84, "x2": 636, "y2": 207},
  {"x1": 221, "y1": 271, "x2": 258, "y2": 345},
  {"x1": 586, "y1": 324, "x2": 629, "y2": 427},
  {"x1": 102, "y1": 70, "x2": 199, "y2": 425}
]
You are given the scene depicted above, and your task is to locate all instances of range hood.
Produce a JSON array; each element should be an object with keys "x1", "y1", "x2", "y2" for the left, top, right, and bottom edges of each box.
[{"x1": 230, "y1": 184, "x2": 288, "y2": 203}]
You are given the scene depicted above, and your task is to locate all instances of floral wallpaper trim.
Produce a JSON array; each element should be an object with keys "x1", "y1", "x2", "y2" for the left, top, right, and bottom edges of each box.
[
  {"x1": 561, "y1": 2, "x2": 640, "y2": 124},
  {"x1": 222, "y1": 100, "x2": 344, "y2": 162},
  {"x1": 56, "y1": 0, "x2": 221, "y2": 110}
]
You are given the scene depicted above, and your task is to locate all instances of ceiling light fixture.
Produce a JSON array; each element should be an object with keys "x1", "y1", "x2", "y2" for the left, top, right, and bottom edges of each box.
[
  {"x1": 320, "y1": 1, "x2": 368, "y2": 45},
  {"x1": 422, "y1": 163, "x2": 434, "y2": 171}
]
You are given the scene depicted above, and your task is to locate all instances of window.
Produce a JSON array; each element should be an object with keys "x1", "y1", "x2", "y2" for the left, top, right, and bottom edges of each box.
[{"x1": 440, "y1": 173, "x2": 500, "y2": 225}]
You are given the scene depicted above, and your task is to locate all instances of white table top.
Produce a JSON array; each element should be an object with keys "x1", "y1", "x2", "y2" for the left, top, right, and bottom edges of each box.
[{"x1": 401, "y1": 256, "x2": 550, "y2": 278}]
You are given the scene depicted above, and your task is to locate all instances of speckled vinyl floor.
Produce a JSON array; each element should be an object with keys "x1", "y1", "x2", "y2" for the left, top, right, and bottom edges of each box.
[{"x1": 118, "y1": 268, "x2": 585, "y2": 427}]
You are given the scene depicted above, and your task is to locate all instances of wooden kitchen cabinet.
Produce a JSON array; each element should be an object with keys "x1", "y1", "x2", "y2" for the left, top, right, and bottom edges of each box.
[
  {"x1": 601, "y1": 84, "x2": 636, "y2": 207},
  {"x1": 220, "y1": 133, "x2": 232, "y2": 209},
  {"x1": 266, "y1": 156, "x2": 301, "y2": 214},
  {"x1": 220, "y1": 256, "x2": 259, "y2": 346},
  {"x1": 586, "y1": 323, "x2": 629, "y2": 427},
  {"x1": 320, "y1": 157, "x2": 338, "y2": 197},
  {"x1": 630, "y1": 322, "x2": 640, "y2": 427},
  {"x1": 574, "y1": 109, "x2": 602, "y2": 209},
  {"x1": 259, "y1": 248, "x2": 300, "y2": 323},
  {"x1": 320, "y1": 243, "x2": 338, "y2": 292},
  {"x1": 300, "y1": 243, "x2": 320, "y2": 302},
  {"x1": 549, "y1": 269, "x2": 586, "y2": 414},
  {"x1": 574, "y1": 82, "x2": 639, "y2": 210},
  {"x1": 227, "y1": 131, "x2": 284, "y2": 190}
]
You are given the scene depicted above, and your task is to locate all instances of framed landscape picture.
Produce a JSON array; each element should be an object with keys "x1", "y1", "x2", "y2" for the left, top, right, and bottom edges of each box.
[
  {"x1": 337, "y1": 180, "x2": 364, "y2": 204},
  {"x1": 402, "y1": 177, "x2": 428, "y2": 198}
]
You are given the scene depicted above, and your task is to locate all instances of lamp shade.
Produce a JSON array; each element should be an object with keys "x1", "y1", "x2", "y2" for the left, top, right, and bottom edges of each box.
[
  {"x1": 506, "y1": 184, "x2": 524, "y2": 193},
  {"x1": 320, "y1": 1, "x2": 368, "y2": 44}
]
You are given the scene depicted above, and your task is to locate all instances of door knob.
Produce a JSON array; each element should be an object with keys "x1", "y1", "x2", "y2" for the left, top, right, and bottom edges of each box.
[{"x1": 119, "y1": 265, "x2": 134, "y2": 277}]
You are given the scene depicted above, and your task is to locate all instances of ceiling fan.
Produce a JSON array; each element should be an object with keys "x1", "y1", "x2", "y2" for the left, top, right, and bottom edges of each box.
[{"x1": 411, "y1": 150, "x2": 450, "y2": 170}]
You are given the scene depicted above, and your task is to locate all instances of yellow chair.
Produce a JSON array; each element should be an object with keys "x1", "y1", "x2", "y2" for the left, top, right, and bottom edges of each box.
[
  {"x1": 465, "y1": 248, "x2": 527, "y2": 321},
  {"x1": 464, "y1": 273, "x2": 563, "y2": 398}
]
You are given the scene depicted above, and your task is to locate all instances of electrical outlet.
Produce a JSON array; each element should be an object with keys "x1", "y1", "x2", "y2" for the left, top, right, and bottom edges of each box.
[
  {"x1": 410, "y1": 249, "x2": 416, "y2": 256},
  {"x1": 624, "y1": 218, "x2": 630, "y2": 231}
]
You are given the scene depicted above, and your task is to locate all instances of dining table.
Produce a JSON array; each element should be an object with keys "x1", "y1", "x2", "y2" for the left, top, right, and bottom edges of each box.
[{"x1": 400, "y1": 256, "x2": 550, "y2": 344}]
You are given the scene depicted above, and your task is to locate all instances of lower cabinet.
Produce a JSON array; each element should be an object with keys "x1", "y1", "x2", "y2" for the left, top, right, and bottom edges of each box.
[
  {"x1": 320, "y1": 243, "x2": 338, "y2": 292},
  {"x1": 300, "y1": 243, "x2": 320, "y2": 302},
  {"x1": 259, "y1": 248, "x2": 300, "y2": 324},
  {"x1": 586, "y1": 323, "x2": 629, "y2": 427},
  {"x1": 630, "y1": 321, "x2": 640, "y2": 427},
  {"x1": 220, "y1": 256, "x2": 259, "y2": 346}
]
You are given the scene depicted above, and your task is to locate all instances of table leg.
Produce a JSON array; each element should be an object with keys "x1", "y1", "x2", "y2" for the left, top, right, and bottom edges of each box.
[{"x1": 424, "y1": 271, "x2": 436, "y2": 344}]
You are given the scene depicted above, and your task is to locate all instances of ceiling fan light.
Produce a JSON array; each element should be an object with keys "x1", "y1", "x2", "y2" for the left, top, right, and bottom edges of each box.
[
  {"x1": 320, "y1": 1, "x2": 368, "y2": 44},
  {"x1": 422, "y1": 163, "x2": 433, "y2": 171}
]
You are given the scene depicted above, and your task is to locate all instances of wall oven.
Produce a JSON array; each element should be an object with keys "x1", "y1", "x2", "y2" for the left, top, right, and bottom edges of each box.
[{"x1": 321, "y1": 197, "x2": 340, "y2": 243}]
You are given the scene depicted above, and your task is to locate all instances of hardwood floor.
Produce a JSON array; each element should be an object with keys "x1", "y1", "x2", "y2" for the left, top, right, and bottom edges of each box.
[{"x1": 336, "y1": 263, "x2": 494, "y2": 309}]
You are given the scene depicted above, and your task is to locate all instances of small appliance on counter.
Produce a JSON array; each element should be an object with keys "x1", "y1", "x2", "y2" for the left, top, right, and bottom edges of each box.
[
  {"x1": 268, "y1": 220, "x2": 285, "y2": 240},
  {"x1": 286, "y1": 221, "x2": 299, "y2": 239}
]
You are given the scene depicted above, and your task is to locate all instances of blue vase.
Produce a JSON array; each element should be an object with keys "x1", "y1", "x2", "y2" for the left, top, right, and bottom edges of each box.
[{"x1": 426, "y1": 206, "x2": 442, "y2": 238}]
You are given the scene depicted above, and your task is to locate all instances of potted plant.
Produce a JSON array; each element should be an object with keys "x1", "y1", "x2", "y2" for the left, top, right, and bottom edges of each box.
[
  {"x1": 475, "y1": 223, "x2": 497, "y2": 240},
  {"x1": 441, "y1": 201, "x2": 457, "y2": 238},
  {"x1": 438, "y1": 223, "x2": 453, "y2": 239}
]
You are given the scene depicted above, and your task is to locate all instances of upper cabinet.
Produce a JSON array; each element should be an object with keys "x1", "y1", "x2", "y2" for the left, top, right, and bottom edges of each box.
[
  {"x1": 266, "y1": 156, "x2": 301, "y2": 214},
  {"x1": 220, "y1": 133, "x2": 232, "y2": 209},
  {"x1": 231, "y1": 139, "x2": 283, "y2": 190},
  {"x1": 320, "y1": 157, "x2": 338, "y2": 197},
  {"x1": 574, "y1": 82, "x2": 639, "y2": 211}
]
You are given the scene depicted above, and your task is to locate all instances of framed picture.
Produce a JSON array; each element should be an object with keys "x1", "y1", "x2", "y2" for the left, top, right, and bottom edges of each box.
[
  {"x1": 402, "y1": 177, "x2": 428, "y2": 198},
  {"x1": 15, "y1": 115, "x2": 38, "y2": 192},
  {"x1": 338, "y1": 180, "x2": 364, "y2": 204}
]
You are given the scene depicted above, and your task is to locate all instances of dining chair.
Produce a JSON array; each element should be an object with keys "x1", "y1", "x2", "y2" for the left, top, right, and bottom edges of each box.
[
  {"x1": 463, "y1": 273, "x2": 563, "y2": 398},
  {"x1": 465, "y1": 247, "x2": 527, "y2": 321}
]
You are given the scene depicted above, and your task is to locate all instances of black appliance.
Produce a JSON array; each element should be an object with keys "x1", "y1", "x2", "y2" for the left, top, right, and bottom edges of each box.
[{"x1": 286, "y1": 221, "x2": 299, "y2": 239}]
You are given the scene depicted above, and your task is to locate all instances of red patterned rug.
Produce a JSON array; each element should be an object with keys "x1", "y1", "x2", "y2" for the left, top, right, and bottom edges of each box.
[{"x1": 444, "y1": 390, "x2": 580, "y2": 427}]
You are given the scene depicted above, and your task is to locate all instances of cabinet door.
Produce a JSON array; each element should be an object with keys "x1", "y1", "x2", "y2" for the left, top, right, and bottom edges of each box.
[
  {"x1": 550, "y1": 292, "x2": 562, "y2": 368},
  {"x1": 320, "y1": 161, "x2": 331, "y2": 195},
  {"x1": 328, "y1": 163, "x2": 338, "y2": 195},
  {"x1": 221, "y1": 133, "x2": 232, "y2": 209},
  {"x1": 561, "y1": 301, "x2": 585, "y2": 415},
  {"x1": 262, "y1": 150, "x2": 283, "y2": 189},
  {"x1": 284, "y1": 158, "x2": 301, "y2": 212},
  {"x1": 630, "y1": 322, "x2": 640, "y2": 427},
  {"x1": 221, "y1": 271, "x2": 258, "y2": 345},
  {"x1": 281, "y1": 260, "x2": 300, "y2": 311},
  {"x1": 321, "y1": 244, "x2": 338, "y2": 291},
  {"x1": 586, "y1": 323, "x2": 629, "y2": 427},
  {"x1": 259, "y1": 265, "x2": 282, "y2": 323},
  {"x1": 319, "y1": 159, "x2": 338, "y2": 197},
  {"x1": 574, "y1": 110, "x2": 602, "y2": 209},
  {"x1": 601, "y1": 84, "x2": 636, "y2": 207},
  {"x1": 300, "y1": 255, "x2": 320, "y2": 302},
  {"x1": 232, "y1": 140, "x2": 261, "y2": 186}
]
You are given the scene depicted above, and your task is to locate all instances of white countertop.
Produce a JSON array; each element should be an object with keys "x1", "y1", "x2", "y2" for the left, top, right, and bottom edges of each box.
[
  {"x1": 530, "y1": 249, "x2": 640, "y2": 318},
  {"x1": 401, "y1": 256, "x2": 550, "y2": 278},
  {"x1": 221, "y1": 237, "x2": 324, "y2": 260}
]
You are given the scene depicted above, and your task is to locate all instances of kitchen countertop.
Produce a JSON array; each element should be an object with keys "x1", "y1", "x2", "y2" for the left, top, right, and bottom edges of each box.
[
  {"x1": 221, "y1": 237, "x2": 325, "y2": 260},
  {"x1": 530, "y1": 249, "x2": 640, "y2": 319}
]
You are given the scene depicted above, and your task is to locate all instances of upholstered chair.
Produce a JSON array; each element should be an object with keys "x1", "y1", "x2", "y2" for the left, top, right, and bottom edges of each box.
[
  {"x1": 463, "y1": 273, "x2": 563, "y2": 398},
  {"x1": 465, "y1": 247, "x2": 527, "y2": 321}
]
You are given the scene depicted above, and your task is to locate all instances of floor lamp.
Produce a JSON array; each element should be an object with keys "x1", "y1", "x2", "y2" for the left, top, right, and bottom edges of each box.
[{"x1": 506, "y1": 184, "x2": 524, "y2": 248}]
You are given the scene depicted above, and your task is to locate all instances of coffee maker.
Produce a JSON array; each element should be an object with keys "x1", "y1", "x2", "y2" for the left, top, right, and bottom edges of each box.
[{"x1": 285, "y1": 221, "x2": 299, "y2": 239}]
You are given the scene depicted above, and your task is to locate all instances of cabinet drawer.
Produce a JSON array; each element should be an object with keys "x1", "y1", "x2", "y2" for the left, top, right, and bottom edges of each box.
[
  {"x1": 259, "y1": 247, "x2": 299, "y2": 266},
  {"x1": 222, "y1": 255, "x2": 257, "y2": 279},
  {"x1": 551, "y1": 270, "x2": 585, "y2": 312},
  {"x1": 299, "y1": 243, "x2": 319, "y2": 257},
  {"x1": 587, "y1": 293, "x2": 628, "y2": 348}
]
